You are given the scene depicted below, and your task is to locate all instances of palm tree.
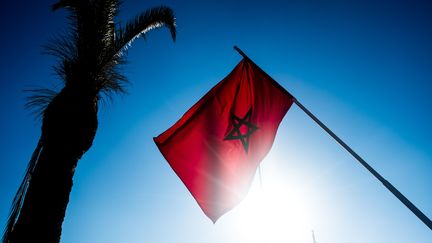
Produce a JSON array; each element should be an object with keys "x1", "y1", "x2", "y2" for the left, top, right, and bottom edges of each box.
[{"x1": 3, "y1": 1, "x2": 176, "y2": 242}]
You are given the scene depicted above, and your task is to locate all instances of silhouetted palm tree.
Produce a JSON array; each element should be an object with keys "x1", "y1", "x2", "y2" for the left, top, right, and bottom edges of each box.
[{"x1": 3, "y1": 1, "x2": 175, "y2": 242}]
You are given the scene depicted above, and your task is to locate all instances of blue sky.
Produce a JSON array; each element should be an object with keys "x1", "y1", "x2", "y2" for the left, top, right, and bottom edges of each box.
[{"x1": 0, "y1": 0, "x2": 431, "y2": 242}]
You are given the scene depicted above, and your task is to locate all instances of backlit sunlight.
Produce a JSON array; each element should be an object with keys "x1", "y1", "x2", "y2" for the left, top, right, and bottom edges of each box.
[{"x1": 233, "y1": 156, "x2": 316, "y2": 243}]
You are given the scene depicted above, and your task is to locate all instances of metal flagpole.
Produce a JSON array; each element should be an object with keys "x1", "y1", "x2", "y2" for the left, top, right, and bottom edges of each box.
[{"x1": 233, "y1": 45, "x2": 432, "y2": 231}]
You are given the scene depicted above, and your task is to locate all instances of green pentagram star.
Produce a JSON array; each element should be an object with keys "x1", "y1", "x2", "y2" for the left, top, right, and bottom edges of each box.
[{"x1": 224, "y1": 107, "x2": 258, "y2": 153}]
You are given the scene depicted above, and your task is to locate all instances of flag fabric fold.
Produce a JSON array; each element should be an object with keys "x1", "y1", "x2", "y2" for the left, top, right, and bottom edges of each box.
[{"x1": 154, "y1": 58, "x2": 294, "y2": 222}]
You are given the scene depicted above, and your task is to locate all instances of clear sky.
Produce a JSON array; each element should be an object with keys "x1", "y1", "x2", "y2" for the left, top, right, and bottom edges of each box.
[{"x1": 0, "y1": 0, "x2": 431, "y2": 242}]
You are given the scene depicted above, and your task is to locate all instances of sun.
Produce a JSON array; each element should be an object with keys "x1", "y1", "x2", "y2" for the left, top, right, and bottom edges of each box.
[{"x1": 233, "y1": 160, "x2": 316, "y2": 243}]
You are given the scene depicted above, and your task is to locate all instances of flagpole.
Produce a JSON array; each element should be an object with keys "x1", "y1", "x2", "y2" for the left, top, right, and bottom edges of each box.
[
  {"x1": 294, "y1": 98, "x2": 432, "y2": 231},
  {"x1": 233, "y1": 45, "x2": 432, "y2": 231}
]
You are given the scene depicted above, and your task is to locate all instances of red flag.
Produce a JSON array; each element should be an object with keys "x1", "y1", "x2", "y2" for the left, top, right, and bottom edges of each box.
[{"x1": 154, "y1": 59, "x2": 294, "y2": 222}]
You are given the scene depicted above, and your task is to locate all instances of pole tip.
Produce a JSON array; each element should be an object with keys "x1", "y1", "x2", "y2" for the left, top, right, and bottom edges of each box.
[{"x1": 233, "y1": 45, "x2": 248, "y2": 59}]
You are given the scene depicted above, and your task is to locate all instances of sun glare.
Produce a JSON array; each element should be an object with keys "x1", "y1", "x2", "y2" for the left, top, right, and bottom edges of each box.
[{"x1": 233, "y1": 157, "x2": 316, "y2": 243}]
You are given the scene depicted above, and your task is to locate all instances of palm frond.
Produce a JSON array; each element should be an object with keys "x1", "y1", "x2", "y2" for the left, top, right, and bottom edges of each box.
[
  {"x1": 25, "y1": 88, "x2": 58, "y2": 120},
  {"x1": 2, "y1": 138, "x2": 43, "y2": 243},
  {"x1": 96, "y1": 55, "x2": 129, "y2": 101},
  {"x1": 43, "y1": 34, "x2": 76, "y2": 61},
  {"x1": 51, "y1": 0, "x2": 86, "y2": 32},
  {"x1": 92, "y1": 0, "x2": 119, "y2": 42},
  {"x1": 114, "y1": 6, "x2": 176, "y2": 56},
  {"x1": 51, "y1": 0, "x2": 83, "y2": 11},
  {"x1": 48, "y1": 2, "x2": 176, "y2": 102},
  {"x1": 43, "y1": 34, "x2": 77, "y2": 83}
]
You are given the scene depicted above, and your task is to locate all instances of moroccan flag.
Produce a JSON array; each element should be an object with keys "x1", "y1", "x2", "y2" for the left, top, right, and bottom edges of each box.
[{"x1": 154, "y1": 58, "x2": 294, "y2": 222}]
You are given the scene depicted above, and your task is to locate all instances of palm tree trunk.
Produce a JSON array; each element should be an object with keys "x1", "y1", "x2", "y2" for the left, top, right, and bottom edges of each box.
[
  {"x1": 7, "y1": 89, "x2": 98, "y2": 243},
  {"x1": 9, "y1": 147, "x2": 78, "y2": 243}
]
